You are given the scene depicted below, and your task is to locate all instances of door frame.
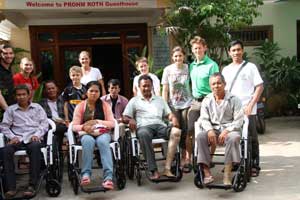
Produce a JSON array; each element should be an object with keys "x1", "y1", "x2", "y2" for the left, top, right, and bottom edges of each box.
[{"x1": 29, "y1": 23, "x2": 147, "y2": 97}]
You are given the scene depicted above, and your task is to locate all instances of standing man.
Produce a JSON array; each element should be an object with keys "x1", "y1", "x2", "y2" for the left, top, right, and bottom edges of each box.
[
  {"x1": 186, "y1": 36, "x2": 219, "y2": 171},
  {"x1": 0, "y1": 45, "x2": 15, "y2": 115},
  {"x1": 1, "y1": 85, "x2": 49, "y2": 198},
  {"x1": 222, "y1": 40, "x2": 264, "y2": 177}
]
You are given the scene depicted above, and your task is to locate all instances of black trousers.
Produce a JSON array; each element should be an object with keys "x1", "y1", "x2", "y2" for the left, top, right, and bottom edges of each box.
[
  {"x1": 248, "y1": 115, "x2": 260, "y2": 169},
  {"x1": 54, "y1": 123, "x2": 67, "y2": 152},
  {"x1": 3, "y1": 141, "x2": 43, "y2": 191}
]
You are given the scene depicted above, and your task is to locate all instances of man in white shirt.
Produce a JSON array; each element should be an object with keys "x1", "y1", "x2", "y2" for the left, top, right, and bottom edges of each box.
[{"x1": 222, "y1": 40, "x2": 264, "y2": 177}]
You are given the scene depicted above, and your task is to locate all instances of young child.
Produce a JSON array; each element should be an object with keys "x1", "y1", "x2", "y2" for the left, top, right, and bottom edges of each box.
[
  {"x1": 63, "y1": 66, "x2": 87, "y2": 126},
  {"x1": 132, "y1": 57, "x2": 160, "y2": 96},
  {"x1": 13, "y1": 57, "x2": 39, "y2": 100}
]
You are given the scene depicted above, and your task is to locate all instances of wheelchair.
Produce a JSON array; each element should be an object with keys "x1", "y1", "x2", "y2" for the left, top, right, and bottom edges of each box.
[
  {"x1": 0, "y1": 119, "x2": 62, "y2": 199},
  {"x1": 67, "y1": 120, "x2": 126, "y2": 195},
  {"x1": 123, "y1": 127, "x2": 182, "y2": 186},
  {"x1": 193, "y1": 116, "x2": 250, "y2": 192}
]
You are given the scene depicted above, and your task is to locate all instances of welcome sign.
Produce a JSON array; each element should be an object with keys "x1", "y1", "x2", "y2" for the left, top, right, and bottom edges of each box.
[{"x1": 0, "y1": 0, "x2": 170, "y2": 9}]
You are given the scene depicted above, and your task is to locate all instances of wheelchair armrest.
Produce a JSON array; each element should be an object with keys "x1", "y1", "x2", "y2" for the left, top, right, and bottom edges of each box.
[
  {"x1": 67, "y1": 122, "x2": 76, "y2": 145},
  {"x1": 113, "y1": 119, "x2": 119, "y2": 142},
  {"x1": 242, "y1": 116, "x2": 249, "y2": 139},
  {"x1": 0, "y1": 133, "x2": 4, "y2": 148},
  {"x1": 46, "y1": 119, "x2": 56, "y2": 145}
]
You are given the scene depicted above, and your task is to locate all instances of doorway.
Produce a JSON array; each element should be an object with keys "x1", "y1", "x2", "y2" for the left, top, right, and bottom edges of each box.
[{"x1": 29, "y1": 24, "x2": 147, "y2": 97}]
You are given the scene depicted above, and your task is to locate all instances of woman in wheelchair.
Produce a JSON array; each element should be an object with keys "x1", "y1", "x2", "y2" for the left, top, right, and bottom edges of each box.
[
  {"x1": 72, "y1": 81, "x2": 115, "y2": 190},
  {"x1": 0, "y1": 85, "x2": 49, "y2": 198}
]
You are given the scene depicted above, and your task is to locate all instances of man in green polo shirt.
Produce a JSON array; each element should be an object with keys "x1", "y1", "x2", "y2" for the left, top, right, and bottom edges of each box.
[{"x1": 184, "y1": 36, "x2": 219, "y2": 172}]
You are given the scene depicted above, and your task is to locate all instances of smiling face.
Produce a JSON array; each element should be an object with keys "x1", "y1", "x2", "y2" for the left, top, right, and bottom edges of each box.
[
  {"x1": 69, "y1": 70, "x2": 82, "y2": 86},
  {"x1": 45, "y1": 82, "x2": 58, "y2": 100},
  {"x1": 172, "y1": 51, "x2": 184, "y2": 66},
  {"x1": 1, "y1": 47, "x2": 14, "y2": 67},
  {"x1": 228, "y1": 44, "x2": 244, "y2": 64},
  {"x1": 139, "y1": 79, "x2": 152, "y2": 99},
  {"x1": 137, "y1": 61, "x2": 149, "y2": 75},
  {"x1": 20, "y1": 58, "x2": 34, "y2": 75},
  {"x1": 192, "y1": 43, "x2": 207, "y2": 61},
  {"x1": 79, "y1": 51, "x2": 91, "y2": 67}
]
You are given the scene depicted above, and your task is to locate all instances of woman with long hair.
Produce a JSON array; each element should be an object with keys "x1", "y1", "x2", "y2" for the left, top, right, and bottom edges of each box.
[{"x1": 72, "y1": 81, "x2": 115, "y2": 190}]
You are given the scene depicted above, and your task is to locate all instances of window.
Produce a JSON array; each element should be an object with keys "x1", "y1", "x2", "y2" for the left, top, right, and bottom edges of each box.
[{"x1": 230, "y1": 25, "x2": 273, "y2": 46}]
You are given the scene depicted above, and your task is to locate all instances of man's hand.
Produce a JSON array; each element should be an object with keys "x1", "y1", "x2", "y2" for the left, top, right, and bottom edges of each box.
[
  {"x1": 9, "y1": 137, "x2": 20, "y2": 145},
  {"x1": 31, "y1": 136, "x2": 41, "y2": 143},
  {"x1": 128, "y1": 119, "x2": 137, "y2": 131},
  {"x1": 218, "y1": 130, "x2": 229, "y2": 145},
  {"x1": 207, "y1": 130, "x2": 217, "y2": 146},
  {"x1": 244, "y1": 102, "x2": 254, "y2": 116}
]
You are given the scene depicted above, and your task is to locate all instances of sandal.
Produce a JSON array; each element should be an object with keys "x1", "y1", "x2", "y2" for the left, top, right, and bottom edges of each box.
[
  {"x1": 149, "y1": 171, "x2": 160, "y2": 180},
  {"x1": 203, "y1": 176, "x2": 214, "y2": 185},
  {"x1": 251, "y1": 168, "x2": 260, "y2": 177},
  {"x1": 80, "y1": 176, "x2": 91, "y2": 186},
  {"x1": 182, "y1": 163, "x2": 192, "y2": 173},
  {"x1": 23, "y1": 186, "x2": 35, "y2": 197},
  {"x1": 102, "y1": 179, "x2": 114, "y2": 190}
]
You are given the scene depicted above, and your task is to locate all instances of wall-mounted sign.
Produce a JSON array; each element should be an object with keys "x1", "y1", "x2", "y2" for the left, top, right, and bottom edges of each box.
[{"x1": 0, "y1": 0, "x2": 170, "y2": 9}]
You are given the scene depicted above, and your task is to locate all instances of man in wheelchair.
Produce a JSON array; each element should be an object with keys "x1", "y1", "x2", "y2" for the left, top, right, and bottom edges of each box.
[
  {"x1": 0, "y1": 85, "x2": 49, "y2": 198},
  {"x1": 123, "y1": 75, "x2": 181, "y2": 180},
  {"x1": 195, "y1": 73, "x2": 243, "y2": 186}
]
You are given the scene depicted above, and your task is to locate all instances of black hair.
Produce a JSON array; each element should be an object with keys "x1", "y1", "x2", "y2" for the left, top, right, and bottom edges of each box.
[
  {"x1": 107, "y1": 79, "x2": 121, "y2": 87},
  {"x1": 228, "y1": 40, "x2": 244, "y2": 51},
  {"x1": 42, "y1": 80, "x2": 58, "y2": 97},
  {"x1": 138, "y1": 74, "x2": 153, "y2": 86},
  {"x1": 85, "y1": 81, "x2": 104, "y2": 120},
  {"x1": 210, "y1": 72, "x2": 226, "y2": 84},
  {"x1": 13, "y1": 84, "x2": 30, "y2": 95}
]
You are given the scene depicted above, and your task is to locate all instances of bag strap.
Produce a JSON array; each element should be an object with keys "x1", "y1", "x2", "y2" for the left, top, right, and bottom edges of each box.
[{"x1": 229, "y1": 61, "x2": 248, "y2": 92}]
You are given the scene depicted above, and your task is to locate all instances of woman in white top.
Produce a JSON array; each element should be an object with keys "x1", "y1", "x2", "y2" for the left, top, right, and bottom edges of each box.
[
  {"x1": 161, "y1": 46, "x2": 193, "y2": 172},
  {"x1": 132, "y1": 57, "x2": 160, "y2": 96},
  {"x1": 79, "y1": 51, "x2": 106, "y2": 95}
]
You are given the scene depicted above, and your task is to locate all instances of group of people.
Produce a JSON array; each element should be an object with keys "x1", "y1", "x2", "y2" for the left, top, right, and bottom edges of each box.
[{"x1": 0, "y1": 34, "x2": 263, "y2": 197}]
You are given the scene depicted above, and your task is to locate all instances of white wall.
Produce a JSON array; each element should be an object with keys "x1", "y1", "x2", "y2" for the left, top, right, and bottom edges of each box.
[{"x1": 247, "y1": 0, "x2": 300, "y2": 58}]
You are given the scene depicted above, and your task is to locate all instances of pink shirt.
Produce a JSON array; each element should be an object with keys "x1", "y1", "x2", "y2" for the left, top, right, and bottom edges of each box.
[
  {"x1": 72, "y1": 99, "x2": 115, "y2": 133},
  {"x1": 101, "y1": 94, "x2": 128, "y2": 119}
]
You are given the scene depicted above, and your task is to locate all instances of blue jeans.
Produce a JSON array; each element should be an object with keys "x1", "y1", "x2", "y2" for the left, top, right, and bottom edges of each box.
[{"x1": 80, "y1": 133, "x2": 113, "y2": 181}]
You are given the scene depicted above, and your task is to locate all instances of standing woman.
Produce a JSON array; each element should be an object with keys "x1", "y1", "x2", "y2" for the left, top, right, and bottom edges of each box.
[
  {"x1": 13, "y1": 57, "x2": 39, "y2": 100},
  {"x1": 161, "y1": 46, "x2": 193, "y2": 172},
  {"x1": 79, "y1": 51, "x2": 106, "y2": 96},
  {"x1": 72, "y1": 81, "x2": 115, "y2": 190}
]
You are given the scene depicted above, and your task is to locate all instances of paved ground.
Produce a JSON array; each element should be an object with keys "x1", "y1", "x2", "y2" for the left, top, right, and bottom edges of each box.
[{"x1": 32, "y1": 117, "x2": 300, "y2": 200}]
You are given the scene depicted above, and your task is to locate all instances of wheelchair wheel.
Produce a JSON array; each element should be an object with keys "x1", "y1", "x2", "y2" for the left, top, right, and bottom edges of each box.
[
  {"x1": 46, "y1": 179, "x2": 61, "y2": 197},
  {"x1": 51, "y1": 137, "x2": 63, "y2": 183},
  {"x1": 194, "y1": 166, "x2": 204, "y2": 189},
  {"x1": 233, "y1": 165, "x2": 247, "y2": 192},
  {"x1": 70, "y1": 172, "x2": 79, "y2": 195},
  {"x1": 135, "y1": 161, "x2": 142, "y2": 186},
  {"x1": 115, "y1": 160, "x2": 126, "y2": 190},
  {"x1": 125, "y1": 135, "x2": 135, "y2": 180}
]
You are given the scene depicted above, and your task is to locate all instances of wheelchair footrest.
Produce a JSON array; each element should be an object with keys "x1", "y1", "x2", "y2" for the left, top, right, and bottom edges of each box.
[
  {"x1": 150, "y1": 176, "x2": 179, "y2": 183},
  {"x1": 81, "y1": 186, "x2": 108, "y2": 193},
  {"x1": 206, "y1": 183, "x2": 232, "y2": 190}
]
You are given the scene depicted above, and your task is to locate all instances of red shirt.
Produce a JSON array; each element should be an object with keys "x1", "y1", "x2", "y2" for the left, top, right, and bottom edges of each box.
[{"x1": 13, "y1": 73, "x2": 39, "y2": 92}]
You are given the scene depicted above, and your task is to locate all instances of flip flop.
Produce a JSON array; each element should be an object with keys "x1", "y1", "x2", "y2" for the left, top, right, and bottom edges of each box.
[
  {"x1": 203, "y1": 176, "x2": 214, "y2": 185},
  {"x1": 102, "y1": 179, "x2": 114, "y2": 190},
  {"x1": 80, "y1": 176, "x2": 91, "y2": 186}
]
